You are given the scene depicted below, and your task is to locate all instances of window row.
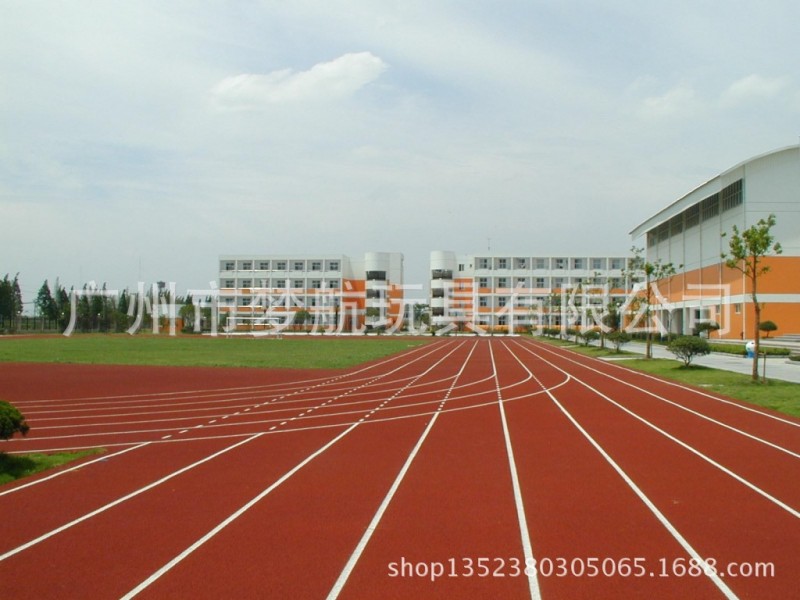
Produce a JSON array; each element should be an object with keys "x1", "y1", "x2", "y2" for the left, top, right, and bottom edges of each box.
[
  {"x1": 221, "y1": 259, "x2": 341, "y2": 272},
  {"x1": 647, "y1": 179, "x2": 743, "y2": 247},
  {"x1": 222, "y1": 279, "x2": 340, "y2": 289},
  {"x1": 470, "y1": 257, "x2": 626, "y2": 271}
]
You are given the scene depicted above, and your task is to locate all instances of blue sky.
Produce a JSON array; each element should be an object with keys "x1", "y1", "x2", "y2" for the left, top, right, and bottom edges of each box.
[{"x1": 2, "y1": 0, "x2": 799, "y2": 304}]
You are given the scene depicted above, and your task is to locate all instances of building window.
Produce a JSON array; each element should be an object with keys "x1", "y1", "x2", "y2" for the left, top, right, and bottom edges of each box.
[
  {"x1": 328, "y1": 279, "x2": 339, "y2": 288},
  {"x1": 223, "y1": 261, "x2": 235, "y2": 271},
  {"x1": 479, "y1": 296, "x2": 488, "y2": 307},
  {"x1": 293, "y1": 279, "x2": 304, "y2": 289},
  {"x1": 258, "y1": 261, "x2": 270, "y2": 270},
  {"x1": 735, "y1": 303, "x2": 742, "y2": 314},
  {"x1": 722, "y1": 179, "x2": 743, "y2": 212},
  {"x1": 535, "y1": 277, "x2": 545, "y2": 288},
  {"x1": 458, "y1": 263, "x2": 465, "y2": 271},
  {"x1": 498, "y1": 297, "x2": 508, "y2": 307},
  {"x1": 684, "y1": 205, "x2": 699, "y2": 229},
  {"x1": 573, "y1": 258, "x2": 584, "y2": 269},
  {"x1": 670, "y1": 214, "x2": 683, "y2": 236},
  {"x1": 293, "y1": 261, "x2": 304, "y2": 271},
  {"x1": 276, "y1": 261, "x2": 287, "y2": 270},
  {"x1": 241, "y1": 261, "x2": 252, "y2": 270},
  {"x1": 555, "y1": 258, "x2": 566, "y2": 270},
  {"x1": 591, "y1": 258, "x2": 603, "y2": 270},
  {"x1": 498, "y1": 258, "x2": 508, "y2": 269},
  {"x1": 240, "y1": 279, "x2": 252, "y2": 288},
  {"x1": 311, "y1": 261, "x2": 322, "y2": 271},
  {"x1": 478, "y1": 277, "x2": 489, "y2": 288},
  {"x1": 224, "y1": 279, "x2": 234, "y2": 288},
  {"x1": 701, "y1": 194, "x2": 719, "y2": 221},
  {"x1": 311, "y1": 280, "x2": 322, "y2": 289},
  {"x1": 610, "y1": 258, "x2": 623, "y2": 270},
  {"x1": 478, "y1": 258, "x2": 490, "y2": 269},
  {"x1": 497, "y1": 277, "x2": 508, "y2": 288},
  {"x1": 327, "y1": 260, "x2": 340, "y2": 271},
  {"x1": 534, "y1": 258, "x2": 546, "y2": 269}
]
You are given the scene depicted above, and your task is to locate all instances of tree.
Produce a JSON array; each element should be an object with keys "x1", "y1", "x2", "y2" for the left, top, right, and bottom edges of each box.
[
  {"x1": 0, "y1": 400, "x2": 29, "y2": 441},
  {"x1": 722, "y1": 213, "x2": 783, "y2": 381},
  {"x1": 36, "y1": 280, "x2": 58, "y2": 322},
  {"x1": 626, "y1": 248, "x2": 679, "y2": 359},
  {"x1": 606, "y1": 330, "x2": 631, "y2": 353},
  {"x1": 0, "y1": 274, "x2": 23, "y2": 331},
  {"x1": 667, "y1": 335, "x2": 711, "y2": 367},
  {"x1": 759, "y1": 320, "x2": 778, "y2": 338}
]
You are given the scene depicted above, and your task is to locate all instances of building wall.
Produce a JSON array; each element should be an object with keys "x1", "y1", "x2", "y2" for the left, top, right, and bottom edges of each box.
[
  {"x1": 430, "y1": 251, "x2": 631, "y2": 332},
  {"x1": 218, "y1": 252, "x2": 404, "y2": 332},
  {"x1": 630, "y1": 145, "x2": 800, "y2": 339}
]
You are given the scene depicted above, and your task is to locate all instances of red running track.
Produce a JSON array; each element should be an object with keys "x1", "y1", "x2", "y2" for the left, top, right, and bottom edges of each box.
[{"x1": 0, "y1": 338, "x2": 798, "y2": 599}]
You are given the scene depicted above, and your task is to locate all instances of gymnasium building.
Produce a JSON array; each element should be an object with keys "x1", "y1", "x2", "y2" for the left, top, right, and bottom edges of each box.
[{"x1": 629, "y1": 144, "x2": 800, "y2": 340}]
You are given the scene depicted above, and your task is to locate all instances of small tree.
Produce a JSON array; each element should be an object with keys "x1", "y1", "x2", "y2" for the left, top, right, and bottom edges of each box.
[
  {"x1": 667, "y1": 335, "x2": 711, "y2": 367},
  {"x1": 606, "y1": 330, "x2": 631, "y2": 353},
  {"x1": 693, "y1": 321, "x2": 720, "y2": 338},
  {"x1": 579, "y1": 329, "x2": 599, "y2": 347},
  {"x1": 626, "y1": 248, "x2": 679, "y2": 359},
  {"x1": 759, "y1": 320, "x2": 778, "y2": 338},
  {"x1": 722, "y1": 214, "x2": 782, "y2": 381},
  {"x1": 0, "y1": 400, "x2": 29, "y2": 441}
]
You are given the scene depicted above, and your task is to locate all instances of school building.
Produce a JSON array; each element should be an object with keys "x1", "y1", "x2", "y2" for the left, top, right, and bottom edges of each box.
[
  {"x1": 629, "y1": 144, "x2": 800, "y2": 340},
  {"x1": 428, "y1": 251, "x2": 633, "y2": 333},
  {"x1": 218, "y1": 252, "x2": 404, "y2": 332}
]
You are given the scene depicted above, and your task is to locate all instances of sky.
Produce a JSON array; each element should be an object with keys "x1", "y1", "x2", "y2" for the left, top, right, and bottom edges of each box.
[{"x1": 2, "y1": 0, "x2": 800, "y2": 308}]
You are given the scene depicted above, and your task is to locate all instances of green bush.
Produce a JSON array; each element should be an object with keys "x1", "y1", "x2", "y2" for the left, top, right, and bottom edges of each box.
[
  {"x1": 0, "y1": 400, "x2": 30, "y2": 441},
  {"x1": 606, "y1": 331, "x2": 631, "y2": 352},
  {"x1": 667, "y1": 335, "x2": 711, "y2": 367}
]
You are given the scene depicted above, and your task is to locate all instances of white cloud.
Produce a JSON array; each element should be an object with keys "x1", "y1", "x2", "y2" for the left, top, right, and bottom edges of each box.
[
  {"x1": 212, "y1": 52, "x2": 387, "y2": 108},
  {"x1": 721, "y1": 74, "x2": 790, "y2": 106},
  {"x1": 638, "y1": 84, "x2": 697, "y2": 119}
]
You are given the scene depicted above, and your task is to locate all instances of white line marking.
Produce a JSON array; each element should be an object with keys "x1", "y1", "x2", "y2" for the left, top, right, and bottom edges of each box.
[
  {"x1": 0, "y1": 434, "x2": 265, "y2": 562},
  {"x1": 327, "y1": 340, "x2": 479, "y2": 599},
  {"x1": 489, "y1": 341, "x2": 541, "y2": 600}
]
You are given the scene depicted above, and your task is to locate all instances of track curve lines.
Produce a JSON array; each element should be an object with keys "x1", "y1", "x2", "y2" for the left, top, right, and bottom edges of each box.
[{"x1": 0, "y1": 337, "x2": 797, "y2": 599}]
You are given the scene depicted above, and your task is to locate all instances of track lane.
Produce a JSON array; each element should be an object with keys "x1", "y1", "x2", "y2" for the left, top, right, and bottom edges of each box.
[{"x1": 510, "y1": 339, "x2": 799, "y2": 599}]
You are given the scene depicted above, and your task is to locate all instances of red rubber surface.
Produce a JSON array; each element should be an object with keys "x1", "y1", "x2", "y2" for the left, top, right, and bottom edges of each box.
[{"x1": 0, "y1": 338, "x2": 798, "y2": 599}]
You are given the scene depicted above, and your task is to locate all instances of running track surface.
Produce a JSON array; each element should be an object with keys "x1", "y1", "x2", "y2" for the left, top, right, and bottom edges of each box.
[{"x1": 1, "y1": 338, "x2": 798, "y2": 599}]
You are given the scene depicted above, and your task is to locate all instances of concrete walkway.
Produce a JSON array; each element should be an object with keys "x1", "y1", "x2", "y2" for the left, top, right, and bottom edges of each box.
[{"x1": 609, "y1": 340, "x2": 800, "y2": 384}]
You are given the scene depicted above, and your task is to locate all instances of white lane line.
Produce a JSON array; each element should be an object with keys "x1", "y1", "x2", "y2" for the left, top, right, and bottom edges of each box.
[
  {"x1": 123, "y1": 341, "x2": 467, "y2": 599},
  {"x1": 516, "y1": 342, "x2": 800, "y2": 520},
  {"x1": 549, "y1": 387, "x2": 737, "y2": 598},
  {"x1": 501, "y1": 340, "x2": 738, "y2": 599},
  {"x1": 0, "y1": 443, "x2": 151, "y2": 498},
  {"x1": 327, "y1": 340, "x2": 479, "y2": 600},
  {"x1": 519, "y1": 339, "x2": 800, "y2": 458},
  {"x1": 0, "y1": 434, "x2": 265, "y2": 562},
  {"x1": 489, "y1": 341, "x2": 541, "y2": 600}
]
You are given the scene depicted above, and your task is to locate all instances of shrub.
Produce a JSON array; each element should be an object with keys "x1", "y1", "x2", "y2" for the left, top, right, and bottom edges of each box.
[
  {"x1": 667, "y1": 335, "x2": 711, "y2": 367},
  {"x1": 579, "y1": 330, "x2": 600, "y2": 346},
  {"x1": 759, "y1": 320, "x2": 778, "y2": 337},
  {"x1": 0, "y1": 400, "x2": 30, "y2": 441},
  {"x1": 606, "y1": 331, "x2": 631, "y2": 352}
]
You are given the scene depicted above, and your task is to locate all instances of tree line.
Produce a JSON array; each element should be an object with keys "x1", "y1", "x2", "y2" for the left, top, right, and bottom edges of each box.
[{"x1": 0, "y1": 277, "x2": 211, "y2": 334}]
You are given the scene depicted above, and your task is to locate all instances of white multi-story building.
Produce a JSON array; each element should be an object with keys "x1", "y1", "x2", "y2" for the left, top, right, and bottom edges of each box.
[
  {"x1": 218, "y1": 252, "x2": 404, "y2": 332},
  {"x1": 429, "y1": 251, "x2": 632, "y2": 332}
]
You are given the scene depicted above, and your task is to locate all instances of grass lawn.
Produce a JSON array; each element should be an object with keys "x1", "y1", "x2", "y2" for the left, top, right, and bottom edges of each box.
[
  {"x1": 534, "y1": 336, "x2": 800, "y2": 419},
  {"x1": 0, "y1": 449, "x2": 105, "y2": 486},
  {"x1": 0, "y1": 334, "x2": 431, "y2": 369},
  {"x1": 622, "y1": 359, "x2": 800, "y2": 419}
]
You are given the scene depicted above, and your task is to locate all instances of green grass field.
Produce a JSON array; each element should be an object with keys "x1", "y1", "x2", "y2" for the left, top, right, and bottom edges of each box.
[
  {"x1": 0, "y1": 334, "x2": 431, "y2": 370},
  {"x1": 535, "y1": 336, "x2": 800, "y2": 419}
]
